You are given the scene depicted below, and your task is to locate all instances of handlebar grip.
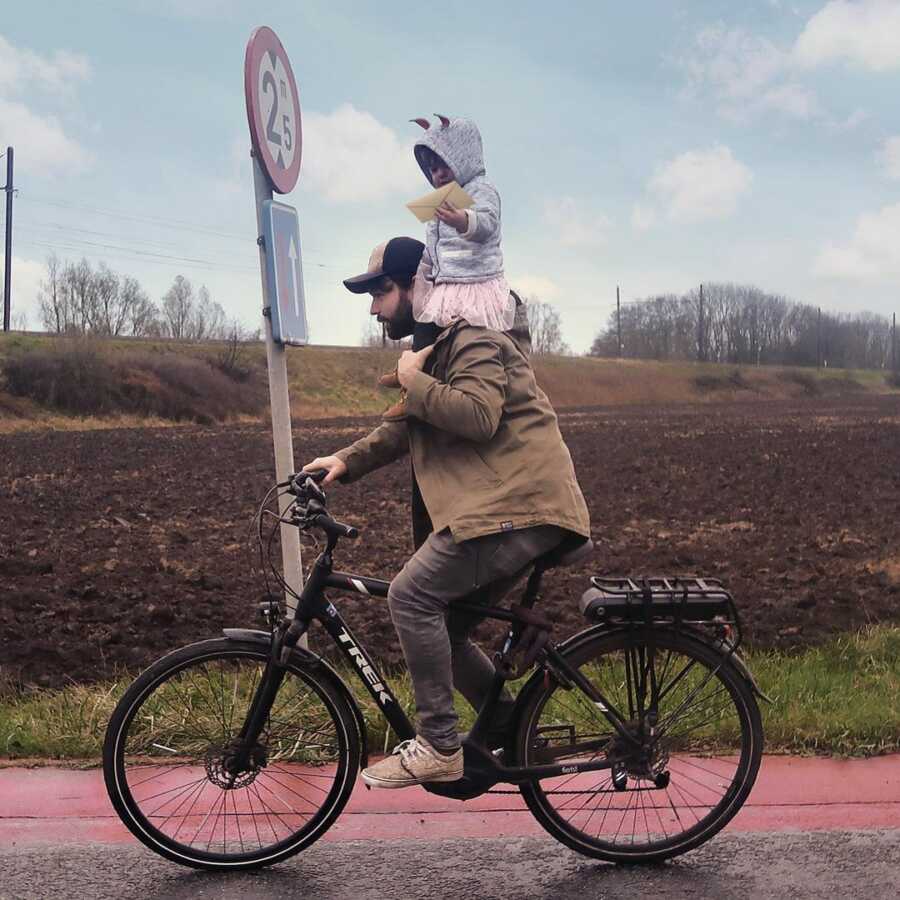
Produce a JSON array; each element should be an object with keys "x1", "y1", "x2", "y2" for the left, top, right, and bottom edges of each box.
[{"x1": 311, "y1": 514, "x2": 359, "y2": 540}]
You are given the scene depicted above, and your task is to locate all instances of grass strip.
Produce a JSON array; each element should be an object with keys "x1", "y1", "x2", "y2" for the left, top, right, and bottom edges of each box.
[{"x1": 1, "y1": 625, "x2": 898, "y2": 763}]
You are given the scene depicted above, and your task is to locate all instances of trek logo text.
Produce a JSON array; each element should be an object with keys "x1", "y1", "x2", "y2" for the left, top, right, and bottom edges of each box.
[{"x1": 337, "y1": 629, "x2": 392, "y2": 705}]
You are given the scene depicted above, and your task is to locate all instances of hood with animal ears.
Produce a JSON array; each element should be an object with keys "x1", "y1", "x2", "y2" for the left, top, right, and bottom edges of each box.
[{"x1": 411, "y1": 114, "x2": 485, "y2": 187}]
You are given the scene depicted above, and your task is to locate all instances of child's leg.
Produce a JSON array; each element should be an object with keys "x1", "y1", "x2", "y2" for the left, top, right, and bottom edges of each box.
[{"x1": 412, "y1": 320, "x2": 442, "y2": 352}]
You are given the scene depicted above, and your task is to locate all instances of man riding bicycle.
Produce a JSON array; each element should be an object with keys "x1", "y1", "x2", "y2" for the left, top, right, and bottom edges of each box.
[{"x1": 303, "y1": 236, "x2": 591, "y2": 788}]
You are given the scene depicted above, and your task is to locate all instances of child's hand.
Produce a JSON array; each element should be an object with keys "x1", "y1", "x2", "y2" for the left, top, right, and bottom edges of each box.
[{"x1": 435, "y1": 201, "x2": 469, "y2": 233}]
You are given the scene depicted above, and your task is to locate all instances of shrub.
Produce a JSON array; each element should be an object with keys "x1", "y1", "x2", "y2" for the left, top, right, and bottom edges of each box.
[
  {"x1": 2, "y1": 337, "x2": 121, "y2": 414},
  {"x1": 886, "y1": 371, "x2": 900, "y2": 389},
  {"x1": 778, "y1": 369, "x2": 821, "y2": 396},
  {"x1": 1, "y1": 340, "x2": 266, "y2": 422},
  {"x1": 692, "y1": 369, "x2": 752, "y2": 393}
]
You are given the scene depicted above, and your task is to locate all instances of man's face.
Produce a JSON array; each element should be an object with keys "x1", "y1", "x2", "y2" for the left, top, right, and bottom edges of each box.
[{"x1": 369, "y1": 278, "x2": 414, "y2": 339}]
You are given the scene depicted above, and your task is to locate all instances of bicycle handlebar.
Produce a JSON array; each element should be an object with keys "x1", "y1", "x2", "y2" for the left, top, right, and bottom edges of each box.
[{"x1": 285, "y1": 472, "x2": 359, "y2": 540}]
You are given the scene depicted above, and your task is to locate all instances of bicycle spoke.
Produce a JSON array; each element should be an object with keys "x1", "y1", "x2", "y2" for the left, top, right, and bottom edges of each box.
[
  {"x1": 110, "y1": 645, "x2": 357, "y2": 865},
  {"x1": 521, "y1": 631, "x2": 761, "y2": 859}
]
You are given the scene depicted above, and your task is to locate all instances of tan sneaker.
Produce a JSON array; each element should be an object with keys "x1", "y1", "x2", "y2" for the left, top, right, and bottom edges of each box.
[
  {"x1": 381, "y1": 390, "x2": 407, "y2": 422},
  {"x1": 378, "y1": 368, "x2": 401, "y2": 389},
  {"x1": 361, "y1": 736, "x2": 463, "y2": 789}
]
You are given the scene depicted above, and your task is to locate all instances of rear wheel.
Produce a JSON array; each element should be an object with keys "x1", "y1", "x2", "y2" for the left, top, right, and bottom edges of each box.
[
  {"x1": 516, "y1": 628, "x2": 762, "y2": 863},
  {"x1": 103, "y1": 638, "x2": 360, "y2": 870}
]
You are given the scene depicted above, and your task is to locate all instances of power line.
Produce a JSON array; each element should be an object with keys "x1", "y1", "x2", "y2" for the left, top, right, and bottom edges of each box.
[
  {"x1": 15, "y1": 237, "x2": 257, "y2": 273},
  {"x1": 22, "y1": 194, "x2": 249, "y2": 242},
  {"x1": 18, "y1": 193, "x2": 358, "y2": 268},
  {"x1": 17, "y1": 219, "x2": 200, "y2": 253}
]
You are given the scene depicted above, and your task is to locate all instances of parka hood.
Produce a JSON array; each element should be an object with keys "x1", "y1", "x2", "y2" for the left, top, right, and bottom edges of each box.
[{"x1": 413, "y1": 116, "x2": 485, "y2": 187}]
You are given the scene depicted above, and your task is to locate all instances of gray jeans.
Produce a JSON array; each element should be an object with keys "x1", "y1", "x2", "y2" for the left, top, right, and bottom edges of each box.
[{"x1": 387, "y1": 524, "x2": 566, "y2": 751}]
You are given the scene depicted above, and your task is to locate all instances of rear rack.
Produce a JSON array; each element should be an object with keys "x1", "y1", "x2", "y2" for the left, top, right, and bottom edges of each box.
[{"x1": 580, "y1": 575, "x2": 743, "y2": 649}]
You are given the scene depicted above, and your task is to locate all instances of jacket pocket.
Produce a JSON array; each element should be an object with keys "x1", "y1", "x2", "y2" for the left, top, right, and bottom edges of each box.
[{"x1": 463, "y1": 445, "x2": 503, "y2": 487}]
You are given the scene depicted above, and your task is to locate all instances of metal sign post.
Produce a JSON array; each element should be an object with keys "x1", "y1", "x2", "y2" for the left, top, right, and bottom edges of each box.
[{"x1": 244, "y1": 27, "x2": 305, "y2": 616}]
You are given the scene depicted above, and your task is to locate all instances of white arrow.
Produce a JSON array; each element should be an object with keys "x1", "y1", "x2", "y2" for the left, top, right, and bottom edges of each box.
[{"x1": 288, "y1": 233, "x2": 300, "y2": 318}]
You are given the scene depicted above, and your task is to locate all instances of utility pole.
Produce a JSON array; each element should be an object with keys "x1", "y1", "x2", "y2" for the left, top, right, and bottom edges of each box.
[
  {"x1": 616, "y1": 285, "x2": 621, "y2": 357},
  {"x1": 698, "y1": 283, "x2": 705, "y2": 362},
  {"x1": 2, "y1": 147, "x2": 13, "y2": 333},
  {"x1": 817, "y1": 306, "x2": 822, "y2": 369},
  {"x1": 893, "y1": 312, "x2": 896, "y2": 373}
]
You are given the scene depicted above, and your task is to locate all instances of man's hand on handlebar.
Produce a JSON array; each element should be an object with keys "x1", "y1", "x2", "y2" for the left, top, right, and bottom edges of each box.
[{"x1": 302, "y1": 456, "x2": 347, "y2": 485}]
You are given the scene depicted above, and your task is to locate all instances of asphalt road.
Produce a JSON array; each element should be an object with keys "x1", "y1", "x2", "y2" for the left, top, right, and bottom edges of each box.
[{"x1": 1, "y1": 831, "x2": 896, "y2": 900}]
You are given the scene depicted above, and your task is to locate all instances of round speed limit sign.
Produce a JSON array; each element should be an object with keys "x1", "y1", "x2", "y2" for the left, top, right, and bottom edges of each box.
[{"x1": 244, "y1": 26, "x2": 302, "y2": 194}]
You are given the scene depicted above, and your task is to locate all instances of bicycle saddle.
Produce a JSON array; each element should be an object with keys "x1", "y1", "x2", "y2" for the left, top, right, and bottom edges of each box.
[{"x1": 536, "y1": 535, "x2": 594, "y2": 571}]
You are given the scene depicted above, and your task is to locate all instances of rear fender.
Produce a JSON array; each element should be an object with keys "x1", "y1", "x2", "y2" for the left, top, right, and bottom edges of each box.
[{"x1": 222, "y1": 628, "x2": 370, "y2": 767}]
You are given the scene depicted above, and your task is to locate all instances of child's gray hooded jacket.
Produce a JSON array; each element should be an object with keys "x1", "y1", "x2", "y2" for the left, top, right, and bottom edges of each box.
[{"x1": 414, "y1": 117, "x2": 503, "y2": 284}]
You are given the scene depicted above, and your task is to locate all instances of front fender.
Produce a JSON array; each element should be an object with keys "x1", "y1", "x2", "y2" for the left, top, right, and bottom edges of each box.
[{"x1": 222, "y1": 628, "x2": 370, "y2": 767}]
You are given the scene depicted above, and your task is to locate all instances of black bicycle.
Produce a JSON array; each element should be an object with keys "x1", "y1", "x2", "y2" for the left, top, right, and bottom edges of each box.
[{"x1": 103, "y1": 472, "x2": 766, "y2": 871}]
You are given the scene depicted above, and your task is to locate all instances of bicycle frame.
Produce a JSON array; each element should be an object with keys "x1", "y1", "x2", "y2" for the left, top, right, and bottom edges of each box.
[{"x1": 240, "y1": 543, "x2": 648, "y2": 790}]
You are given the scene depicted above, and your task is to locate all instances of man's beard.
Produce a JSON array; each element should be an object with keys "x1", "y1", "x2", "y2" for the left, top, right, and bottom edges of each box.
[{"x1": 384, "y1": 295, "x2": 415, "y2": 340}]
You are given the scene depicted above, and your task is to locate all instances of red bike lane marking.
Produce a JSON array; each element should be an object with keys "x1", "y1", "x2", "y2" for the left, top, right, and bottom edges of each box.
[{"x1": 1, "y1": 755, "x2": 898, "y2": 845}]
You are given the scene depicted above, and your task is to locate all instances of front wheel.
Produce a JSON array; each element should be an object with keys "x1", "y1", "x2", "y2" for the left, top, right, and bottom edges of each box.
[
  {"x1": 515, "y1": 628, "x2": 763, "y2": 863},
  {"x1": 103, "y1": 638, "x2": 360, "y2": 871}
]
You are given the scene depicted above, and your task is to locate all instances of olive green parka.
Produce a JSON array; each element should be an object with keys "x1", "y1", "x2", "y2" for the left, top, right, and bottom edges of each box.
[{"x1": 335, "y1": 312, "x2": 590, "y2": 549}]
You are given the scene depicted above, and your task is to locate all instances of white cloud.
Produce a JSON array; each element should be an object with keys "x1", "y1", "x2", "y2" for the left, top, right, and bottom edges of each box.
[
  {"x1": 0, "y1": 34, "x2": 92, "y2": 176},
  {"x1": 795, "y1": 0, "x2": 900, "y2": 71},
  {"x1": 509, "y1": 274, "x2": 561, "y2": 301},
  {"x1": 630, "y1": 203, "x2": 657, "y2": 231},
  {"x1": 640, "y1": 145, "x2": 752, "y2": 225},
  {"x1": 683, "y1": 25, "x2": 788, "y2": 103},
  {"x1": 759, "y1": 82, "x2": 820, "y2": 119},
  {"x1": 543, "y1": 196, "x2": 609, "y2": 247},
  {"x1": 813, "y1": 202, "x2": 900, "y2": 281},
  {"x1": 678, "y1": 13, "x2": 890, "y2": 123},
  {"x1": 0, "y1": 34, "x2": 90, "y2": 97},
  {"x1": 678, "y1": 24, "x2": 815, "y2": 122},
  {"x1": 829, "y1": 108, "x2": 869, "y2": 131},
  {"x1": 0, "y1": 99, "x2": 92, "y2": 175},
  {"x1": 299, "y1": 104, "x2": 420, "y2": 204},
  {"x1": 879, "y1": 136, "x2": 900, "y2": 180}
]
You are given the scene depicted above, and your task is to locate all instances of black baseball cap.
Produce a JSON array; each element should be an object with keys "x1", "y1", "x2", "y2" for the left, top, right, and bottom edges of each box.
[{"x1": 343, "y1": 237, "x2": 425, "y2": 294}]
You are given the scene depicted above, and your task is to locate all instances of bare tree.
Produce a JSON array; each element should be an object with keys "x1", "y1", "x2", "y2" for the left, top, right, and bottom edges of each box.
[
  {"x1": 524, "y1": 298, "x2": 569, "y2": 355},
  {"x1": 38, "y1": 253, "x2": 70, "y2": 333},
  {"x1": 121, "y1": 277, "x2": 160, "y2": 337},
  {"x1": 190, "y1": 285, "x2": 227, "y2": 340},
  {"x1": 162, "y1": 275, "x2": 194, "y2": 339},
  {"x1": 92, "y1": 263, "x2": 121, "y2": 336}
]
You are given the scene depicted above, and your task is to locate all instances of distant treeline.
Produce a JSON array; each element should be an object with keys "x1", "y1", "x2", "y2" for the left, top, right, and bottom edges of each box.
[
  {"x1": 591, "y1": 283, "x2": 896, "y2": 370},
  {"x1": 35, "y1": 253, "x2": 252, "y2": 342}
]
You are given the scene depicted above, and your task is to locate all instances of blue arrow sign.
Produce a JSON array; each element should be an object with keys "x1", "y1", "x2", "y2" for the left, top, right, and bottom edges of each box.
[{"x1": 261, "y1": 200, "x2": 308, "y2": 345}]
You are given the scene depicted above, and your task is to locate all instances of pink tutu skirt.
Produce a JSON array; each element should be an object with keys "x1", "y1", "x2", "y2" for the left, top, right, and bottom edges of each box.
[{"x1": 413, "y1": 274, "x2": 515, "y2": 331}]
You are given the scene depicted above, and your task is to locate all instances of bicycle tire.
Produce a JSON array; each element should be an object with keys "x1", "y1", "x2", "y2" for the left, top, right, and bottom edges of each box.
[
  {"x1": 103, "y1": 638, "x2": 360, "y2": 871},
  {"x1": 515, "y1": 627, "x2": 763, "y2": 863}
]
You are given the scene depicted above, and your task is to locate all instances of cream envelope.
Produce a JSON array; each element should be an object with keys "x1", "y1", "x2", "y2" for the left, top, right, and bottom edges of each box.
[{"x1": 406, "y1": 181, "x2": 474, "y2": 223}]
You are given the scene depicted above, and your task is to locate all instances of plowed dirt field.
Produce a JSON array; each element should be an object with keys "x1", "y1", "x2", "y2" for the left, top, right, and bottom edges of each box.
[{"x1": 2, "y1": 394, "x2": 898, "y2": 688}]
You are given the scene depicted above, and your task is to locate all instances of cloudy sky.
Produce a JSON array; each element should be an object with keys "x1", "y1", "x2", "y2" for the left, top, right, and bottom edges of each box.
[{"x1": 2, "y1": 0, "x2": 899, "y2": 353}]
